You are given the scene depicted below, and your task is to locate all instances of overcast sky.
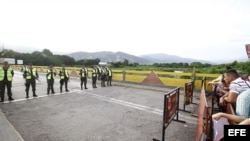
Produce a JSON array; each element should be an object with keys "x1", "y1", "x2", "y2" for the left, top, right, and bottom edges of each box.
[{"x1": 0, "y1": 0, "x2": 250, "y2": 62}]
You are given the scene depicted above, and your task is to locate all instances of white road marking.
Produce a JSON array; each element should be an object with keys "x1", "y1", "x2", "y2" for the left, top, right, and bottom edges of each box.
[
  {"x1": 2, "y1": 90, "x2": 81, "y2": 104},
  {"x1": 81, "y1": 91, "x2": 197, "y2": 124}
]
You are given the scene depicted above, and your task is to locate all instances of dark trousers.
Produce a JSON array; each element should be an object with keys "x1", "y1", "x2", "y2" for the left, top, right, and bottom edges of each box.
[
  {"x1": 107, "y1": 76, "x2": 112, "y2": 86},
  {"x1": 47, "y1": 79, "x2": 55, "y2": 93},
  {"x1": 0, "y1": 81, "x2": 12, "y2": 100},
  {"x1": 25, "y1": 79, "x2": 36, "y2": 95},
  {"x1": 80, "y1": 77, "x2": 87, "y2": 89},
  {"x1": 92, "y1": 77, "x2": 97, "y2": 88},
  {"x1": 60, "y1": 79, "x2": 69, "y2": 92},
  {"x1": 101, "y1": 75, "x2": 106, "y2": 87},
  {"x1": 97, "y1": 73, "x2": 101, "y2": 80}
]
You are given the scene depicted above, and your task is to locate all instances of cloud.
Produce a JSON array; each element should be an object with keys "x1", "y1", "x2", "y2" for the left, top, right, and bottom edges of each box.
[{"x1": 0, "y1": 0, "x2": 250, "y2": 61}]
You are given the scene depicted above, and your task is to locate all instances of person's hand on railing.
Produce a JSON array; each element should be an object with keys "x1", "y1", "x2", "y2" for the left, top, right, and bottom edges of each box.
[{"x1": 219, "y1": 97, "x2": 226, "y2": 106}]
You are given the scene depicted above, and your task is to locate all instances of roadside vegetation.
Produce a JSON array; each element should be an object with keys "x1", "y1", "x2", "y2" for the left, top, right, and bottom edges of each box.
[{"x1": 110, "y1": 59, "x2": 250, "y2": 74}]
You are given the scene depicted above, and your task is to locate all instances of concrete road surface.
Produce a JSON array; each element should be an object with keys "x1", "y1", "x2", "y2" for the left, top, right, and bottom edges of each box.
[{"x1": 0, "y1": 70, "x2": 199, "y2": 141}]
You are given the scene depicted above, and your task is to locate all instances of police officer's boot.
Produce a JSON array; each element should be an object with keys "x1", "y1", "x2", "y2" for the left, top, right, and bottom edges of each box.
[
  {"x1": 66, "y1": 86, "x2": 69, "y2": 92},
  {"x1": 33, "y1": 91, "x2": 38, "y2": 97},
  {"x1": 51, "y1": 88, "x2": 55, "y2": 94},
  {"x1": 26, "y1": 91, "x2": 29, "y2": 98}
]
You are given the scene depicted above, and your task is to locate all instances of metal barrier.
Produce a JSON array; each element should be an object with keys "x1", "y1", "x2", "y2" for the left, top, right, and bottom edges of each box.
[
  {"x1": 161, "y1": 87, "x2": 186, "y2": 141},
  {"x1": 180, "y1": 80, "x2": 197, "y2": 113}
]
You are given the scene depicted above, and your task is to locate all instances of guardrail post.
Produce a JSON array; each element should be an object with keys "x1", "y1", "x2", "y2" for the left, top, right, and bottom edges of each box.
[{"x1": 122, "y1": 70, "x2": 126, "y2": 81}]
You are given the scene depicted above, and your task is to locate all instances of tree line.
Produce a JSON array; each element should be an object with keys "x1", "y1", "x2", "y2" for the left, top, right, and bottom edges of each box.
[
  {"x1": 1, "y1": 48, "x2": 100, "y2": 66},
  {"x1": 1, "y1": 48, "x2": 250, "y2": 74}
]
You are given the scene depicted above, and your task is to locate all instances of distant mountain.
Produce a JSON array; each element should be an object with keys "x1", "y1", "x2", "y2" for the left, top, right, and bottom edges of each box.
[
  {"x1": 140, "y1": 53, "x2": 215, "y2": 64},
  {"x1": 67, "y1": 51, "x2": 152, "y2": 64},
  {"x1": 67, "y1": 51, "x2": 215, "y2": 64},
  {"x1": 2, "y1": 44, "x2": 245, "y2": 64}
]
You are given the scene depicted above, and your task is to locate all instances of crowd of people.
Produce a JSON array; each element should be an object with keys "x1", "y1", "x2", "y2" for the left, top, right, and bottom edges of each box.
[
  {"x1": 209, "y1": 67, "x2": 250, "y2": 118},
  {"x1": 208, "y1": 66, "x2": 250, "y2": 140},
  {"x1": 0, "y1": 62, "x2": 112, "y2": 102}
]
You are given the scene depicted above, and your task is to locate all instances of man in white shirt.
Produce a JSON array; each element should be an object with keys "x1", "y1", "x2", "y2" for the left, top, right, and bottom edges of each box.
[{"x1": 220, "y1": 69, "x2": 250, "y2": 117}]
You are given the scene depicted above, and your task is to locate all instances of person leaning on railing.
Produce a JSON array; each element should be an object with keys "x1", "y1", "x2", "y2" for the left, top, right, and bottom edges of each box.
[
  {"x1": 219, "y1": 69, "x2": 250, "y2": 115},
  {"x1": 215, "y1": 76, "x2": 230, "y2": 111},
  {"x1": 208, "y1": 66, "x2": 232, "y2": 98},
  {"x1": 208, "y1": 66, "x2": 232, "y2": 85}
]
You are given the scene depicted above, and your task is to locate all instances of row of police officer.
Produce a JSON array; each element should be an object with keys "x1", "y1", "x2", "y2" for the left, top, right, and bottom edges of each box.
[{"x1": 0, "y1": 63, "x2": 112, "y2": 102}]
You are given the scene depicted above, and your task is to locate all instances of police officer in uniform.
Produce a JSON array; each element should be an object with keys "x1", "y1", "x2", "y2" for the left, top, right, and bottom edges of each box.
[
  {"x1": 107, "y1": 67, "x2": 112, "y2": 86},
  {"x1": 79, "y1": 65, "x2": 88, "y2": 90},
  {"x1": 24, "y1": 63, "x2": 38, "y2": 98},
  {"x1": 47, "y1": 65, "x2": 56, "y2": 94},
  {"x1": 100, "y1": 66, "x2": 106, "y2": 87},
  {"x1": 58, "y1": 64, "x2": 69, "y2": 93},
  {"x1": 0, "y1": 61, "x2": 14, "y2": 102},
  {"x1": 92, "y1": 66, "x2": 97, "y2": 88}
]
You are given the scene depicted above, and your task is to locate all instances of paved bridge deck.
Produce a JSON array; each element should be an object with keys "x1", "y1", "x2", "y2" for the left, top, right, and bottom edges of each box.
[{"x1": 0, "y1": 70, "x2": 199, "y2": 141}]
